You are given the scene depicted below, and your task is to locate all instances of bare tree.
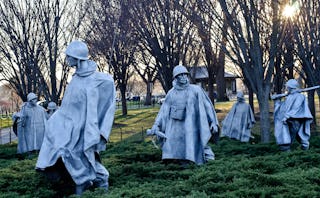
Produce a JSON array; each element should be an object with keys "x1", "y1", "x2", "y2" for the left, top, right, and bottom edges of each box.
[
  {"x1": 214, "y1": 0, "x2": 283, "y2": 142},
  {"x1": 292, "y1": 0, "x2": 320, "y2": 125},
  {"x1": 86, "y1": 0, "x2": 138, "y2": 115},
  {"x1": 0, "y1": 0, "x2": 46, "y2": 101},
  {"x1": 273, "y1": 1, "x2": 298, "y2": 95},
  {"x1": 187, "y1": 0, "x2": 227, "y2": 103},
  {"x1": 0, "y1": 0, "x2": 87, "y2": 103},
  {"x1": 35, "y1": 0, "x2": 87, "y2": 103},
  {"x1": 129, "y1": 0, "x2": 202, "y2": 93},
  {"x1": 133, "y1": 47, "x2": 158, "y2": 105},
  {"x1": 126, "y1": 76, "x2": 146, "y2": 97}
]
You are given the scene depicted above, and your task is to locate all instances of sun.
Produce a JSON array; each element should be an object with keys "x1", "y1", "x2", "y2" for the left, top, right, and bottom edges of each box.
[{"x1": 282, "y1": 3, "x2": 299, "y2": 18}]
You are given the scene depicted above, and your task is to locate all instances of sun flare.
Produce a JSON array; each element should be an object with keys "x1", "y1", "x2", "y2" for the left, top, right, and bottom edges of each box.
[{"x1": 282, "y1": 3, "x2": 299, "y2": 18}]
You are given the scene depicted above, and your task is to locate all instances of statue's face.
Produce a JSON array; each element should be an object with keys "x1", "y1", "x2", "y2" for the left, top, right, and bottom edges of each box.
[
  {"x1": 286, "y1": 86, "x2": 294, "y2": 93},
  {"x1": 66, "y1": 55, "x2": 77, "y2": 67},
  {"x1": 29, "y1": 98, "x2": 37, "y2": 106},
  {"x1": 176, "y1": 73, "x2": 188, "y2": 85}
]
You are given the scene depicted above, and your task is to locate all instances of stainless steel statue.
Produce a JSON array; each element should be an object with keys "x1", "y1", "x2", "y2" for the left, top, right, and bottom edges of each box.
[
  {"x1": 221, "y1": 91, "x2": 255, "y2": 142},
  {"x1": 13, "y1": 92, "x2": 47, "y2": 154},
  {"x1": 46, "y1": 101, "x2": 57, "y2": 119},
  {"x1": 272, "y1": 79, "x2": 313, "y2": 151},
  {"x1": 148, "y1": 65, "x2": 219, "y2": 165},
  {"x1": 36, "y1": 41, "x2": 116, "y2": 195}
]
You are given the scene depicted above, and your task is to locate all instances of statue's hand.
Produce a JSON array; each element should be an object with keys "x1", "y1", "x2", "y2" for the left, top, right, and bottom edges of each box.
[
  {"x1": 146, "y1": 129, "x2": 154, "y2": 136},
  {"x1": 282, "y1": 118, "x2": 287, "y2": 125},
  {"x1": 147, "y1": 125, "x2": 159, "y2": 136},
  {"x1": 210, "y1": 123, "x2": 218, "y2": 133}
]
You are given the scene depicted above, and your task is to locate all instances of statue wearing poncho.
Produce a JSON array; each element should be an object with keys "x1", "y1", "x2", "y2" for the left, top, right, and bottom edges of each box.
[
  {"x1": 14, "y1": 92, "x2": 47, "y2": 154},
  {"x1": 221, "y1": 91, "x2": 255, "y2": 142},
  {"x1": 273, "y1": 79, "x2": 313, "y2": 151},
  {"x1": 150, "y1": 65, "x2": 219, "y2": 165},
  {"x1": 36, "y1": 41, "x2": 115, "y2": 195}
]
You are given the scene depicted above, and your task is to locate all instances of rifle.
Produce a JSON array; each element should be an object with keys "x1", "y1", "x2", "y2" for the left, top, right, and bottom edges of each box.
[
  {"x1": 146, "y1": 129, "x2": 167, "y2": 139},
  {"x1": 146, "y1": 129, "x2": 167, "y2": 149},
  {"x1": 271, "y1": 85, "x2": 320, "y2": 100}
]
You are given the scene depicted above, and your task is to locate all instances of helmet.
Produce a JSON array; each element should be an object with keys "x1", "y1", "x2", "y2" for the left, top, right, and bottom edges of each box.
[
  {"x1": 286, "y1": 79, "x2": 299, "y2": 89},
  {"x1": 27, "y1": 92, "x2": 37, "y2": 102},
  {"x1": 237, "y1": 91, "x2": 244, "y2": 99},
  {"x1": 47, "y1": 102, "x2": 57, "y2": 110},
  {"x1": 173, "y1": 65, "x2": 189, "y2": 78},
  {"x1": 237, "y1": 91, "x2": 245, "y2": 101},
  {"x1": 65, "y1": 40, "x2": 89, "y2": 60}
]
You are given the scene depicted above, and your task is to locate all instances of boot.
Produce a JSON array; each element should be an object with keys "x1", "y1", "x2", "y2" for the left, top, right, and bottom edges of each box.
[
  {"x1": 93, "y1": 176, "x2": 109, "y2": 192},
  {"x1": 75, "y1": 180, "x2": 93, "y2": 195},
  {"x1": 279, "y1": 144, "x2": 291, "y2": 152}
]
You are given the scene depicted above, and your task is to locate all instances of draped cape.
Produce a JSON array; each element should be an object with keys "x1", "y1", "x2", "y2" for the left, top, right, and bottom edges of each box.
[
  {"x1": 14, "y1": 103, "x2": 47, "y2": 153},
  {"x1": 274, "y1": 92, "x2": 312, "y2": 145},
  {"x1": 154, "y1": 85, "x2": 218, "y2": 165},
  {"x1": 36, "y1": 61, "x2": 115, "y2": 185},
  {"x1": 221, "y1": 101, "x2": 255, "y2": 142}
]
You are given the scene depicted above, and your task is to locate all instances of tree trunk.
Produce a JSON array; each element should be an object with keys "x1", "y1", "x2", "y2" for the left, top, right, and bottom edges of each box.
[
  {"x1": 308, "y1": 90, "x2": 316, "y2": 127},
  {"x1": 274, "y1": 53, "x2": 283, "y2": 94},
  {"x1": 216, "y1": 61, "x2": 226, "y2": 102},
  {"x1": 207, "y1": 69, "x2": 215, "y2": 105},
  {"x1": 248, "y1": 84, "x2": 254, "y2": 115},
  {"x1": 285, "y1": 21, "x2": 294, "y2": 80},
  {"x1": 120, "y1": 87, "x2": 127, "y2": 116},
  {"x1": 257, "y1": 89, "x2": 271, "y2": 143},
  {"x1": 217, "y1": 15, "x2": 227, "y2": 102},
  {"x1": 144, "y1": 81, "x2": 152, "y2": 105}
]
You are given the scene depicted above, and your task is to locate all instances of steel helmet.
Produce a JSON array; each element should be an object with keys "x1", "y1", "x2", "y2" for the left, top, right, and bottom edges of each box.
[
  {"x1": 47, "y1": 102, "x2": 57, "y2": 110},
  {"x1": 65, "y1": 40, "x2": 89, "y2": 60},
  {"x1": 27, "y1": 92, "x2": 37, "y2": 102},
  {"x1": 237, "y1": 91, "x2": 245, "y2": 99},
  {"x1": 173, "y1": 65, "x2": 189, "y2": 78},
  {"x1": 286, "y1": 79, "x2": 299, "y2": 89}
]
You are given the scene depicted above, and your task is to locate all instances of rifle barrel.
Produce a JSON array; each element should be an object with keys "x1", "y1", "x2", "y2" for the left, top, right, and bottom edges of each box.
[
  {"x1": 298, "y1": 85, "x2": 320, "y2": 92},
  {"x1": 271, "y1": 85, "x2": 320, "y2": 100}
]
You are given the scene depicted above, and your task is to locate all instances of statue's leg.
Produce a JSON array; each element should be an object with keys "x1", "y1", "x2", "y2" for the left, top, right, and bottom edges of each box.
[
  {"x1": 75, "y1": 180, "x2": 93, "y2": 195},
  {"x1": 36, "y1": 158, "x2": 71, "y2": 182},
  {"x1": 295, "y1": 126, "x2": 309, "y2": 150},
  {"x1": 92, "y1": 153, "x2": 109, "y2": 192},
  {"x1": 279, "y1": 144, "x2": 291, "y2": 151},
  {"x1": 287, "y1": 119, "x2": 301, "y2": 145}
]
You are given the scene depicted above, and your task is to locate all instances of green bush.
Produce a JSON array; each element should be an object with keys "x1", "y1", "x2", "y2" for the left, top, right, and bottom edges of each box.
[
  {"x1": 1, "y1": 136, "x2": 320, "y2": 197},
  {"x1": 2, "y1": 106, "x2": 320, "y2": 197}
]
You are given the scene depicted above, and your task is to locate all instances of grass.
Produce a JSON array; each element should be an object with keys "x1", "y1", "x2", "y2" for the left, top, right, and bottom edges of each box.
[
  {"x1": 0, "y1": 115, "x2": 13, "y2": 128},
  {"x1": 110, "y1": 108, "x2": 159, "y2": 142},
  {"x1": 1, "y1": 100, "x2": 320, "y2": 197}
]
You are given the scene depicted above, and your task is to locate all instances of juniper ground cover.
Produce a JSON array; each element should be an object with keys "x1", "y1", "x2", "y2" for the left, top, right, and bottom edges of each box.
[{"x1": 1, "y1": 103, "x2": 320, "y2": 197}]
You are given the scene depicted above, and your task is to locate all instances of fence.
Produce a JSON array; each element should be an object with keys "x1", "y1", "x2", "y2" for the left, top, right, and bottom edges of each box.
[
  {"x1": 0, "y1": 111, "x2": 152, "y2": 145},
  {"x1": 116, "y1": 100, "x2": 159, "y2": 110},
  {"x1": 108, "y1": 126, "x2": 150, "y2": 143},
  {"x1": 0, "y1": 101, "x2": 159, "y2": 145}
]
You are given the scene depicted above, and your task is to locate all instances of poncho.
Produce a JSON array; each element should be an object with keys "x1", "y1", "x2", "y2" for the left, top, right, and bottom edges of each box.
[
  {"x1": 15, "y1": 103, "x2": 47, "y2": 153},
  {"x1": 36, "y1": 61, "x2": 115, "y2": 185},
  {"x1": 154, "y1": 84, "x2": 218, "y2": 165},
  {"x1": 274, "y1": 92, "x2": 312, "y2": 145},
  {"x1": 221, "y1": 101, "x2": 255, "y2": 142}
]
